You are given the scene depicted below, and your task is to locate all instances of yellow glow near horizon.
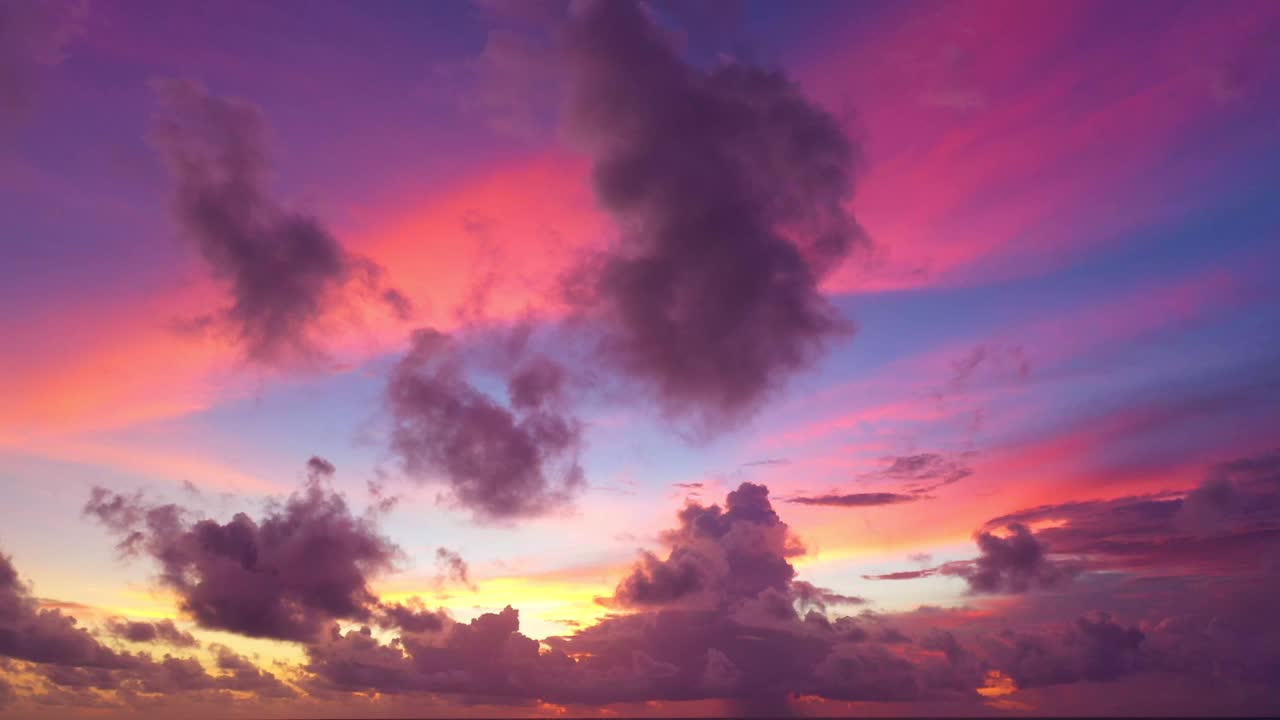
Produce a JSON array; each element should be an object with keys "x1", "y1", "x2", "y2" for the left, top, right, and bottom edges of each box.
[{"x1": 377, "y1": 569, "x2": 621, "y2": 640}]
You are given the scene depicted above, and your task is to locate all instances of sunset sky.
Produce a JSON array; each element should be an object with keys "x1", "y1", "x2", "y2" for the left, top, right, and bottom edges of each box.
[{"x1": 2, "y1": 0, "x2": 1279, "y2": 716}]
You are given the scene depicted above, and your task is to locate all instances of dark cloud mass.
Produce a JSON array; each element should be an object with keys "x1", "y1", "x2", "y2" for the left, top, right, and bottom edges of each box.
[
  {"x1": 0, "y1": 550, "x2": 293, "y2": 709},
  {"x1": 152, "y1": 79, "x2": 406, "y2": 366},
  {"x1": 83, "y1": 458, "x2": 399, "y2": 642},
  {"x1": 564, "y1": 0, "x2": 864, "y2": 430},
  {"x1": 979, "y1": 451, "x2": 1280, "y2": 576},
  {"x1": 387, "y1": 329, "x2": 583, "y2": 521},
  {"x1": 104, "y1": 618, "x2": 199, "y2": 648},
  {"x1": 957, "y1": 523, "x2": 1079, "y2": 594},
  {"x1": 303, "y1": 483, "x2": 971, "y2": 707},
  {"x1": 0, "y1": 552, "x2": 133, "y2": 669},
  {"x1": 863, "y1": 522, "x2": 1077, "y2": 593},
  {"x1": 61, "y1": 458, "x2": 1280, "y2": 713}
]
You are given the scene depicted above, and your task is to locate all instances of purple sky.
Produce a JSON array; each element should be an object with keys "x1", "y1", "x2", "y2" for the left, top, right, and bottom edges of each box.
[{"x1": 2, "y1": 0, "x2": 1279, "y2": 716}]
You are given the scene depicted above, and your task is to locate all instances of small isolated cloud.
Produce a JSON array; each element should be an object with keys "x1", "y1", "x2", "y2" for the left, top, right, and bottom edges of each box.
[
  {"x1": 787, "y1": 492, "x2": 920, "y2": 508},
  {"x1": 386, "y1": 329, "x2": 584, "y2": 522},
  {"x1": 563, "y1": 0, "x2": 866, "y2": 433},
  {"x1": 152, "y1": 79, "x2": 407, "y2": 367}
]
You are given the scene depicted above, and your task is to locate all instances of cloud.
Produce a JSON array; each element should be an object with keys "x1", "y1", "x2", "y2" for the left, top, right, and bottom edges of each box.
[
  {"x1": 863, "y1": 524, "x2": 1077, "y2": 593},
  {"x1": 977, "y1": 450, "x2": 1280, "y2": 577},
  {"x1": 151, "y1": 79, "x2": 406, "y2": 366},
  {"x1": 0, "y1": 550, "x2": 294, "y2": 708},
  {"x1": 434, "y1": 547, "x2": 476, "y2": 591},
  {"x1": 605, "y1": 482, "x2": 804, "y2": 610},
  {"x1": 787, "y1": 492, "x2": 921, "y2": 508},
  {"x1": 300, "y1": 483, "x2": 973, "y2": 707},
  {"x1": 862, "y1": 569, "x2": 938, "y2": 581},
  {"x1": 562, "y1": 0, "x2": 865, "y2": 431},
  {"x1": 386, "y1": 329, "x2": 583, "y2": 521},
  {"x1": 374, "y1": 598, "x2": 447, "y2": 634},
  {"x1": 113, "y1": 471, "x2": 1274, "y2": 712},
  {"x1": 790, "y1": 581, "x2": 865, "y2": 612},
  {"x1": 955, "y1": 523, "x2": 1079, "y2": 594},
  {"x1": 104, "y1": 619, "x2": 199, "y2": 648},
  {"x1": 981, "y1": 612, "x2": 1145, "y2": 688},
  {"x1": 84, "y1": 458, "x2": 400, "y2": 642},
  {"x1": 875, "y1": 452, "x2": 974, "y2": 493},
  {"x1": 0, "y1": 551, "x2": 135, "y2": 669}
]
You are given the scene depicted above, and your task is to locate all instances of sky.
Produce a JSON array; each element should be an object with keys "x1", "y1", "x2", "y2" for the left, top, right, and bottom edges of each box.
[{"x1": 1, "y1": 0, "x2": 1279, "y2": 716}]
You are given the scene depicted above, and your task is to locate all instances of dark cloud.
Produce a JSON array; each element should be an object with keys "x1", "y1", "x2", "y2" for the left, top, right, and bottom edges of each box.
[
  {"x1": 605, "y1": 482, "x2": 804, "y2": 610},
  {"x1": 374, "y1": 598, "x2": 447, "y2": 634},
  {"x1": 787, "y1": 491, "x2": 920, "y2": 508},
  {"x1": 386, "y1": 329, "x2": 583, "y2": 521},
  {"x1": 284, "y1": 472, "x2": 1280, "y2": 711},
  {"x1": 84, "y1": 458, "x2": 400, "y2": 642},
  {"x1": 104, "y1": 619, "x2": 199, "y2": 648},
  {"x1": 862, "y1": 569, "x2": 938, "y2": 581},
  {"x1": 301, "y1": 483, "x2": 975, "y2": 707},
  {"x1": 979, "y1": 450, "x2": 1280, "y2": 576},
  {"x1": 0, "y1": 0, "x2": 84, "y2": 122},
  {"x1": 434, "y1": 547, "x2": 475, "y2": 591},
  {"x1": 0, "y1": 551, "x2": 139, "y2": 670},
  {"x1": 151, "y1": 79, "x2": 406, "y2": 366},
  {"x1": 0, "y1": 550, "x2": 293, "y2": 708},
  {"x1": 563, "y1": 0, "x2": 864, "y2": 431},
  {"x1": 863, "y1": 523, "x2": 1077, "y2": 594},
  {"x1": 981, "y1": 612, "x2": 1144, "y2": 688},
  {"x1": 790, "y1": 581, "x2": 865, "y2": 613},
  {"x1": 875, "y1": 452, "x2": 973, "y2": 493},
  {"x1": 953, "y1": 523, "x2": 1079, "y2": 594},
  {"x1": 208, "y1": 645, "x2": 296, "y2": 697}
]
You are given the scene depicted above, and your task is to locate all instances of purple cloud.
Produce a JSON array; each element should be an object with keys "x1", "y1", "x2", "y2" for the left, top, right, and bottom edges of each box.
[
  {"x1": 956, "y1": 523, "x2": 1079, "y2": 594},
  {"x1": 103, "y1": 619, "x2": 199, "y2": 648},
  {"x1": 0, "y1": 550, "x2": 294, "y2": 709},
  {"x1": 787, "y1": 492, "x2": 921, "y2": 507},
  {"x1": 387, "y1": 329, "x2": 583, "y2": 521},
  {"x1": 84, "y1": 458, "x2": 400, "y2": 642},
  {"x1": 563, "y1": 0, "x2": 865, "y2": 431},
  {"x1": 152, "y1": 79, "x2": 406, "y2": 366}
]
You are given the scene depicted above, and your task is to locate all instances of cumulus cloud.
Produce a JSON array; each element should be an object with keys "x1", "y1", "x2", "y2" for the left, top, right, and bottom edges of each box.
[
  {"x1": 84, "y1": 458, "x2": 400, "y2": 642},
  {"x1": 605, "y1": 482, "x2": 803, "y2": 610},
  {"x1": 0, "y1": 552, "x2": 135, "y2": 669},
  {"x1": 956, "y1": 523, "x2": 1079, "y2": 594},
  {"x1": 0, "y1": 550, "x2": 293, "y2": 708},
  {"x1": 152, "y1": 79, "x2": 406, "y2": 366},
  {"x1": 104, "y1": 619, "x2": 199, "y2": 648},
  {"x1": 300, "y1": 483, "x2": 971, "y2": 707},
  {"x1": 563, "y1": 0, "x2": 865, "y2": 431},
  {"x1": 864, "y1": 522, "x2": 1077, "y2": 594},
  {"x1": 386, "y1": 329, "x2": 583, "y2": 521}
]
